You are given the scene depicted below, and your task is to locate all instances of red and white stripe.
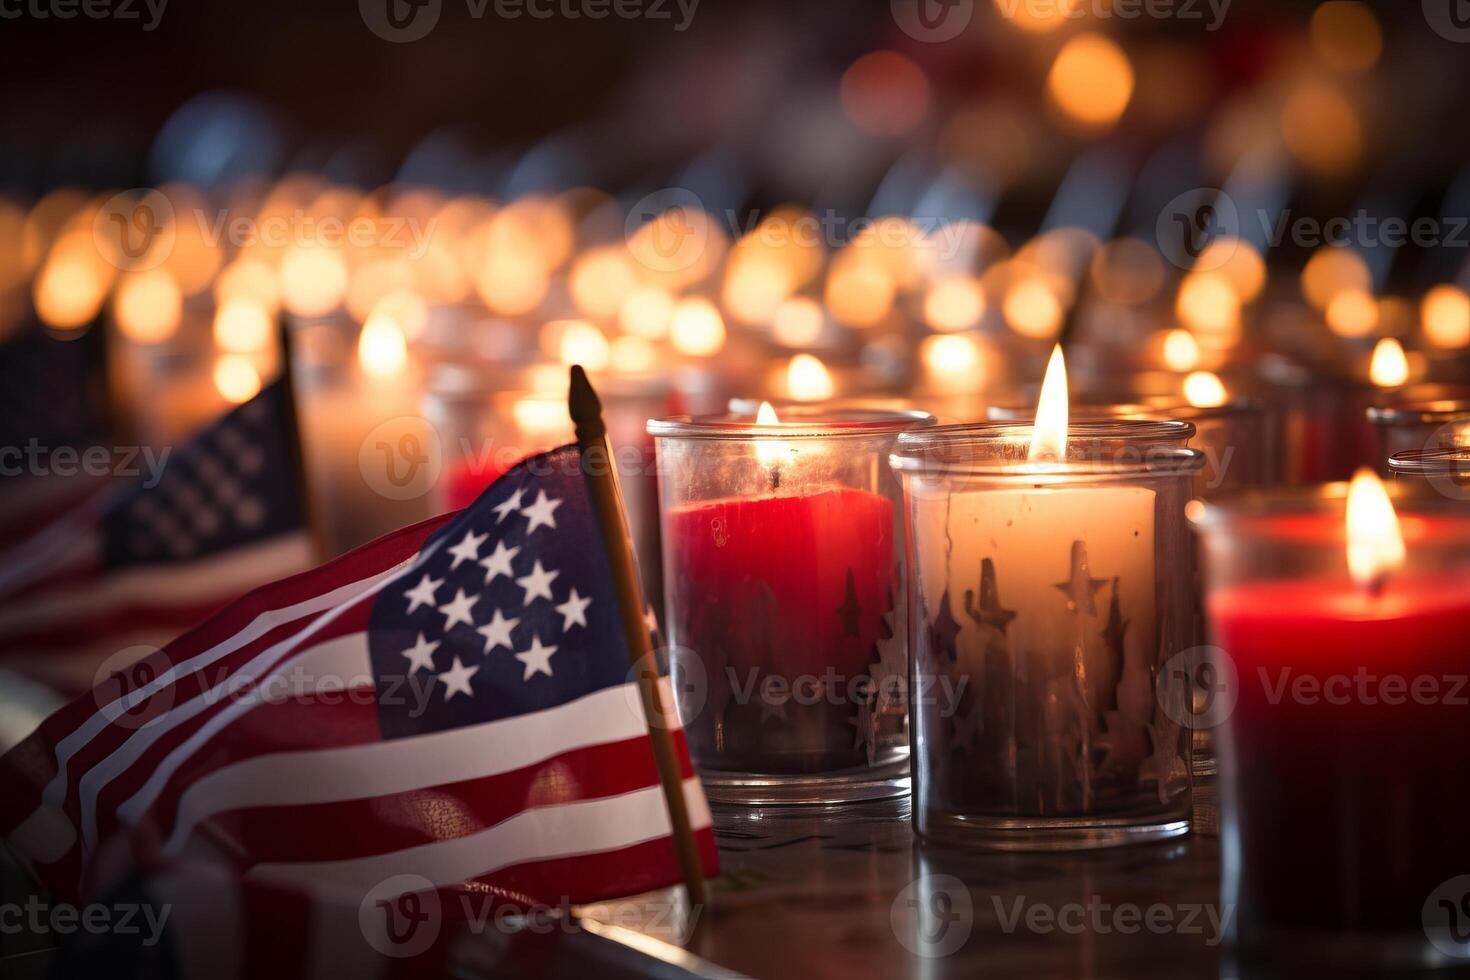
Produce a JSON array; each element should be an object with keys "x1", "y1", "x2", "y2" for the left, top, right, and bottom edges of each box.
[{"x1": 1, "y1": 512, "x2": 717, "y2": 909}]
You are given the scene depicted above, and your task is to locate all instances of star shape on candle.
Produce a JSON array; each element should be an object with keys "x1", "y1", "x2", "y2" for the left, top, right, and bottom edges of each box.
[
  {"x1": 847, "y1": 697, "x2": 876, "y2": 759},
  {"x1": 1096, "y1": 709, "x2": 1149, "y2": 773},
  {"x1": 515, "y1": 635, "x2": 558, "y2": 680},
  {"x1": 476, "y1": 608, "x2": 520, "y2": 655},
  {"x1": 447, "y1": 529, "x2": 488, "y2": 570},
  {"x1": 872, "y1": 632, "x2": 906, "y2": 712},
  {"x1": 478, "y1": 541, "x2": 520, "y2": 585},
  {"x1": 399, "y1": 633, "x2": 440, "y2": 675},
  {"x1": 1100, "y1": 577, "x2": 1128, "y2": 654},
  {"x1": 555, "y1": 588, "x2": 591, "y2": 631},
  {"x1": 930, "y1": 590, "x2": 961, "y2": 663},
  {"x1": 521, "y1": 491, "x2": 562, "y2": 534},
  {"x1": 437, "y1": 656, "x2": 479, "y2": 701},
  {"x1": 491, "y1": 488, "x2": 525, "y2": 523},
  {"x1": 965, "y1": 558, "x2": 1017, "y2": 635},
  {"x1": 403, "y1": 574, "x2": 443, "y2": 615},
  {"x1": 1053, "y1": 540, "x2": 1108, "y2": 616},
  {"x1": 1139, "y1": 722, "x2": 1190, "y2": 804},
  {"x1": 950, "y1": 701, "x2": 983, "y2": 755},
  {"x1": 516, "y1": 560, "x2": 559, "y2": 605},
  {"x1": 437, "y1": 588, "x2": 479, "y2": 631},
  {"x1": 836, "y1": 569, "x2": 861, "y2": 638}
]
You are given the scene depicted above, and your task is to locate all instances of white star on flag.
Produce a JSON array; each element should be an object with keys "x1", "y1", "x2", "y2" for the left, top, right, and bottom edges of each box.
[
  {"x1": 403, "y1": 574, "x2": 442, "y2": 615},
  {"x1": 438, "y1": 656, "x2": 479, "y2": 701},
  {"x1": 515, "y1": 636, "x2": 558, "y2": 680},
  {"x1": 516, "y1": 560, "x2": 559, "y2": 605},
  {"x1": 479, "y1": 541, "x2": 520, "y2": 585},
  {"x1": 447, "y1": 529, "x2": 488, "y2": 569},
  {"x1": 491, "y1": 488, "x2": 524, "y2": 523},
  {"x1": 476, "y1": 608, "x2": 520, "y2": 655},
  {"x1": 555, "y1": 588, "x2": 591, "y2": 630},
  {"x1": 399, "y1": 633, "x2": 440, "y2": 674},
  {"x1": 437, "y1": 589, "x2": 479, "y2": 631},
  {"x1": 521, "y1": 491, "x2": 562, "y2": 534}
]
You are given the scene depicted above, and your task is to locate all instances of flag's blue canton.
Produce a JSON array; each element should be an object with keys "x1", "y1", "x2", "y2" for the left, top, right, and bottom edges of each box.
[
  {"x1": 369, "y1": 446, "x2": 633, "y2": 740},
  {"x1": 101, "y1": 380, "x2": 304, "y2": 569}
]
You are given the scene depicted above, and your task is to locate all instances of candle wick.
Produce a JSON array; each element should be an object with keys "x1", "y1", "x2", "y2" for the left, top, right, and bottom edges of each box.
[
  {"x1": 1365, "y1": 573, "x2": 1388, "y2": 599},
  {"x1": 770, "y1": 464, "x2": 782, "y2": 491}
]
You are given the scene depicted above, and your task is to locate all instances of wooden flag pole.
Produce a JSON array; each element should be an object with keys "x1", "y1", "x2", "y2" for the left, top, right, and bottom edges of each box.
[{"x1": 568, "y1": 365, "x2": 708, "y2": 909}]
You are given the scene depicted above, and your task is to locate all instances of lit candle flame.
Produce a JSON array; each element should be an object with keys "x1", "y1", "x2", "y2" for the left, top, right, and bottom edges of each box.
[
  {"x1": 1162, "y1": 329, "x2": 1201, "y2": 372},
  {"x1": 1369, "y1": 337, "x2": 1409, "y2": 388},
  {"x1": 787, "y1": 353, "x2": 835, "y2": 402},
  {"x1": 1029, "y1": 344, "x2": 1068, "y2": 463},
  {"x1": 1345, "y1": 468, "x2": 1405, "y2": 592},
  {"x1": 358, "y1": 314, "x2": 408, "y2": 378},
  {"x1": 1184, "y1": 370, "x2": 1228, "y2": 409},
  {"x1": 213, "y1": 355, "x2": 262, "y2": 405},
  {"x1": 1422, "y1": 285, "x2": 1470, "y2": 348},
  {"x1": 754, "y1": 401, "x2": 789, "y2": 471}
]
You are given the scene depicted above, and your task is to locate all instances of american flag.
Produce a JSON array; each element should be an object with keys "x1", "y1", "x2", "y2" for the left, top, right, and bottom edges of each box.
[
  {"x1": 0, "y1": 443, "x2": 716, "y2": 910},
  {"x1": 0, "y1": 379, "x2": 312, "y2": 694}
]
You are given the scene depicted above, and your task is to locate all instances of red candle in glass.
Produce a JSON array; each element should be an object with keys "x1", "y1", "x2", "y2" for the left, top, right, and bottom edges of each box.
[
  {"x1": 667, "y1": 486, "x2": 893, "y2": 679},
  {"x1": 1212, "y1": 570, "x2": 1470, "y2": 932},
  {"x1": 651, "y1": 405, "x2": 929, "y2": 796},
  {"x1": 1202, "y1": 478, "x2": 1470, "y2": 946}
]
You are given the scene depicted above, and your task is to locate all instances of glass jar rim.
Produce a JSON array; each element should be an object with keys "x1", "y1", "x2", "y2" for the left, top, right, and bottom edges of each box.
[
  {"x1": 1366, "y1": 399, "x2": 1470, "y2": 426},
  {"x1": 889, "y1": 419, "x2": 1203, "y2": 479},
  {"x1": 647, "y1": 405, "x2": 936, "y2": 440},
  {"x1": 1388, "y1": 447, "x2": 1470, "y2": 476},
  {"x1": 988, "y1": 398, "x2": 1263, "y2": 423},
  {"x1": 1190, "y1": 481, "x2": 1470, "y2": 540}
]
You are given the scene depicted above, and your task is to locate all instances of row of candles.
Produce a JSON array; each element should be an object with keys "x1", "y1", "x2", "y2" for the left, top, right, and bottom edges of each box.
[
  {"x1": 8, "y1": 179, "x2": 1470, "y2": 465},
  {"x1": 4, "y1": 174, "x2": 1470, "y2": 961},
  {"x1": 649, "y1": 346, "x2": 1469, "y2": 965}
]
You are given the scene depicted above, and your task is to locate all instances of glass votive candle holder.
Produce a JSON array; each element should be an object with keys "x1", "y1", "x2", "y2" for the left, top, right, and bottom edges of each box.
[
  {"x1": 989, "y1": 395, "x2": 1273, "y2": 498},
  {"x1": 648, "y1": 405, "x2": 935, "y2": 804},
  {"x1": 1389, "y1": 447, "x2": 1470, "y2": 501},
  {"x1": 1367, "y1": 396, "x2": 1470, "y2": 474},
  {"x1": 287, "y1": 314, "x2": 432, "y2": 558},
  {"x1": 1192, "y1": 484, "x2": 1470, "y2": 966},
  {"x1": 423, "y1": 364, "x2": 574, "y2": 513},
  {"x1": 890, "y1": 421, "x2": 1205, "y2": 850}
]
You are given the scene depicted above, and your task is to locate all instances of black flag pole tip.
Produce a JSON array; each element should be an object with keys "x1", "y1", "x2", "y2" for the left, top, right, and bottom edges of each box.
[{"x1": 568, "y1": 364, "x2": 606, "y2": 443}]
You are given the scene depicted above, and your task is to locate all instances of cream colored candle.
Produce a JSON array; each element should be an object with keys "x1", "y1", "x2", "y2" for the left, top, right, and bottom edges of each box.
[{"x1": 909, "y1": 480, "x2": 1157, "y2": 743}]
